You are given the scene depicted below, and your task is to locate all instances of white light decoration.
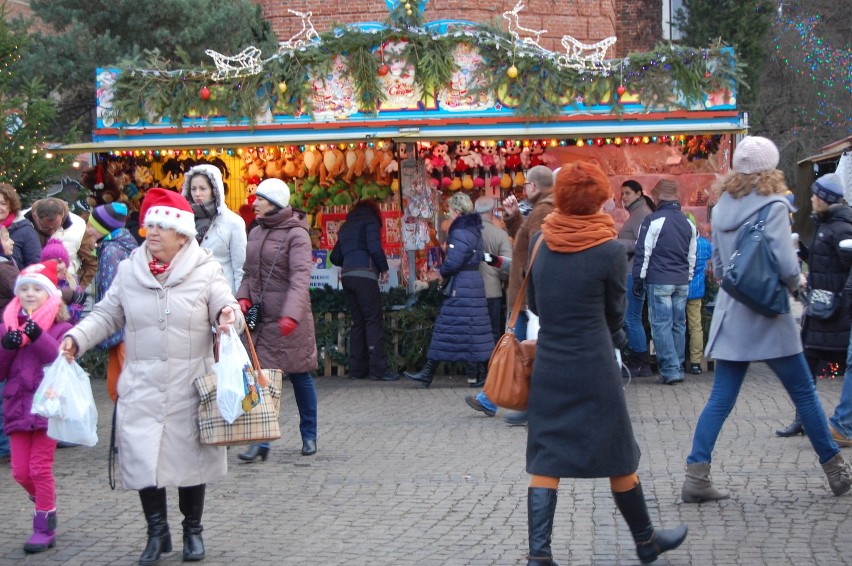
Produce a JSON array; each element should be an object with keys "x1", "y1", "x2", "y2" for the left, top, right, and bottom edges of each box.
[
  {"x1": 278, "y1": 9, "x2": 320, "y2": 53},
  {"x1": 557, "y1": 35, "x2": 618, "y2": 72},
  {"x1": 205, "y1": 46, "x2": 263, "y2": 80},
  {"x1": 502, "y1": 1, "x2": 547, "y2": 49}
]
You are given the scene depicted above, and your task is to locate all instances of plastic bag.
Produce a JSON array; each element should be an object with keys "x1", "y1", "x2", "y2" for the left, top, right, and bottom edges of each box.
[
  {"x1": 32, "y1": 357, "x2": 98, "y2": 447},
  {"x1": 213, "y1": 326, "x2": 252, "y2": 424},
  {"x1": 525, "y1": 310, "x2": 540, "y2": 341}
]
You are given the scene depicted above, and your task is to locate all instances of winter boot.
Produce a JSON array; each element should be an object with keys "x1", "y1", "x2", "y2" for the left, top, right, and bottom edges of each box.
[
  {"x1": 613, "y1": 483, "x2": 687, "y2": 564},
  {"x1": 821, "y1": 453, "x2": 852, "y2": 496},
  {"x1": 23, "y1": 509, "x2": 56, "y2": 553},
  {"x1": 404, "y1": 359, "x2": 437, "y2": 388},
  {"x1": 681, "y1": 462, "x2": 730, "y2": 503},
  {"x1": 632, "y1": 351, "x2": 654, "y2": 377},
  {"x1": 138, "y1": 487, "x2": 172, "y2": 565},
  {"x1": 527, "y1": 487, "x2": 559, "y2": 566},
  {"x1": 178, "y1": 484, "x2": 206, "y2": 561},
  {"x1": 775, "y1": 411, "x2": 804, "y2": 437}
]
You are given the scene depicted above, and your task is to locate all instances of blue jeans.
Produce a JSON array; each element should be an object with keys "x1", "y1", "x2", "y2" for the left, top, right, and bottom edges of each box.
[
  {"x1": 478, "y1": 311, "x2": 529, "y2": 413},
  {"x1": 829, "y1": 333, "x2": 852, "y2": 438},
  {"x1": 647, "y1": 283, "x2": 688, "y2": 381},
  {"x1": 258, "y1": 372, "x2": 317, "y2": 448},
  {"x1": 688, "y1": 356, "x2": 840, "y2": 465},
  {"x1": 625, "y1": 273, "x2": 648, "y2": 353},
  {"x1": 0, "y1": 381, "x2": 9, "y2": 456}
]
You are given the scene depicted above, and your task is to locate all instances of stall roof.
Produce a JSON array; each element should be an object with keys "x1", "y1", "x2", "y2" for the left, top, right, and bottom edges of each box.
[
  {"x1": 797, "y1": 136, "x2": 852, "y2": 165},
  {"x1": 54, "y1": 110, "x2": 745, "y2": 153}
]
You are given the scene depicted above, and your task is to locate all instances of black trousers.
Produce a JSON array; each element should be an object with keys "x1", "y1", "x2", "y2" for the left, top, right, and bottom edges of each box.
[
  {"x1": 342, "y1": 275, "x2": 388, "y2": 378},
  {"x1": 487, "y1": 297, "x2": 503, "y2": 345}
]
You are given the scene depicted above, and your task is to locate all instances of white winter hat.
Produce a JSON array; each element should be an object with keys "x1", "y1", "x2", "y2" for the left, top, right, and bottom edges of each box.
[
  {"x1": 255, "y1": 178, "x2": 291, "y2": 209},
  {"x1": 732, "y1": 136, "x2": 780, "y2": 175}
]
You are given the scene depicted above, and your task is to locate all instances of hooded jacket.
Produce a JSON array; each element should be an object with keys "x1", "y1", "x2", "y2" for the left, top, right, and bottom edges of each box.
[{"x1": 182, "y1": 164, "x2": 247, "y2": 292}]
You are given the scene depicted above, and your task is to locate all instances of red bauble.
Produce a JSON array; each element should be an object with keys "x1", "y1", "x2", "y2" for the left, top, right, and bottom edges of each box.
[
  {"x1": 616, "y1": 85, "x2": 626, "y2": 96},
  {"x1": 377, "y1": 64, "x2": 390, "y2": 77},
  {"x1": 704, "y1": 72, "x2": 711, "y2": 78},
  {"x1": 199, "y1": 86, "x2": 211, "y2": 101}
]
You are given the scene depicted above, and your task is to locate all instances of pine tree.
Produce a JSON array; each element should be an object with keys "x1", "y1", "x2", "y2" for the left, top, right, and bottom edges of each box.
[{"x1": 0, "y1": 10, "x2": 65, "y2": 204}]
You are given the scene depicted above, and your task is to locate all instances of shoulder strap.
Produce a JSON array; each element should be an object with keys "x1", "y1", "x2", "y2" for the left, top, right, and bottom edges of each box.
[{"x1": 506, "y1": 236, "x2": 545, "y2": 332}]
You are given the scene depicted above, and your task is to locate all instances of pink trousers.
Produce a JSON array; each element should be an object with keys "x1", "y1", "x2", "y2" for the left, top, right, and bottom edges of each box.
[{"x1": 9, "y1": 430, "x2": 57, "y2": 511}]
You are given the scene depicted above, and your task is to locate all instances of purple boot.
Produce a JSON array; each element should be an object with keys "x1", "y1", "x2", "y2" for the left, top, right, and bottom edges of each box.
[{"x1": 23, "y1": 510, "x2": 56, "y2": 553}]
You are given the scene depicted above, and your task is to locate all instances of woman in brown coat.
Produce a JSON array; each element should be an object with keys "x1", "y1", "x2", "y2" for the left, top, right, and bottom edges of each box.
[{"x1": 236, "y1": 179, "x2": 319, "y2": 461}]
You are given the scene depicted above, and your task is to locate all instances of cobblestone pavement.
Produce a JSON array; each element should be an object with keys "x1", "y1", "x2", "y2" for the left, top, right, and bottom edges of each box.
[{"x1": 1, "y1": 365, "x2": 851, "y2": 565}]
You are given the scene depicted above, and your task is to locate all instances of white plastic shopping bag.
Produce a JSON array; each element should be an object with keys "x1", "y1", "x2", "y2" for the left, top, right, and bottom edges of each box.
[
  {"x1": 525, "y1": 310, "x2": 540, "y2": 340},
  {"x1": 213, "y1": 326, "x2": 252, "y2": 424},
  {"x1": 32, "y1": 356, "x2": 99, "y2": 447}
]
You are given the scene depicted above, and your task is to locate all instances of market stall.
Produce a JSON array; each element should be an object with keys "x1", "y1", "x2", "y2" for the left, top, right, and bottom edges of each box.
[{"x1": 56, "y1": 2, "x2": 746, "y2": 293}]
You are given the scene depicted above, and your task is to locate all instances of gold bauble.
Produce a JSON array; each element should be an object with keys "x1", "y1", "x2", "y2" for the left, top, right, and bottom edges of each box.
[{"x1": 507, "y1": 65, "x2": 519, "y2": 79}]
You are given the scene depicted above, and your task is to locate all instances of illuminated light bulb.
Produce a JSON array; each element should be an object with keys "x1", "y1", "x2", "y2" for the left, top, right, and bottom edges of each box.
[
  {"x1": 72, "y1": 161, "x2": 80, "y2": 168},
  {"x1": 550, "y1": 140, "x2": 558, "y2": 147},
  {"x1": 642, "y1": 137, "x2": 650, "y2": 144},
  {"x1": 576, "y1": 139, "x2": 585, "y2": 147}
]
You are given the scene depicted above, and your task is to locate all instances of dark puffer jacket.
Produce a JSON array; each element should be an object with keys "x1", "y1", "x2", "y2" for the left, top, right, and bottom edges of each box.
[
  {"x1": 330, "y1": 203, "x2": 389, "y2": 275},
  {"x1": 427, "y1": 213, "x2": 495, "y2": 362},
  {"x1": 801, "y1": 204, "x2": 852, "y2": 352}
]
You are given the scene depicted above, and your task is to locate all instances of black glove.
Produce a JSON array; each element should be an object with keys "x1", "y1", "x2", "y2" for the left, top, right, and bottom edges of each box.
[
  {"x1": 632, "y1": 278, "x2": 645, "y2": 298},
  {"x1": 611, "y1": 328, "x2": 628, "y2": 350},
  {"x1": 22, "y1": 318, "x2": 42, "y2": 341},
  {"x1": 1, "y1": 329, "x2": 23, "y2": 350},
  {"x1": 483, "y1": 253, "x2": 501, "y2": 267}
]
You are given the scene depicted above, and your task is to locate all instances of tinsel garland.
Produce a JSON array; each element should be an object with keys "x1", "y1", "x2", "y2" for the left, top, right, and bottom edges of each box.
[{"x1": 105, "y1": 23, "x2": 744, "y2": 127}]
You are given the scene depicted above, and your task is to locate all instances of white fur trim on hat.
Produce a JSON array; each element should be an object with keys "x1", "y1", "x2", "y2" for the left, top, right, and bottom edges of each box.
[
  {"x1": 144, "y1": 205, "x2": 197, "y2": 238},
  {"x1": 732, "y1": 136, "x2": 780, "y2": 175},
  {"x1": 15, "y1": 264, "x2": 60, "y2": 298},
  {"x1": 256, "y1": 178, "x2": 291, "y2": 209}
]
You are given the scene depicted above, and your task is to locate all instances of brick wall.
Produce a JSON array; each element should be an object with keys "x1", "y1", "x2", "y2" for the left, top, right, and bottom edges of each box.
[
  {"x1": 255, "y1": 0, "x2": 642, "y2": 57},
  {"x1": 615, "y1": 0, "x2": 662, "y2": 55}
]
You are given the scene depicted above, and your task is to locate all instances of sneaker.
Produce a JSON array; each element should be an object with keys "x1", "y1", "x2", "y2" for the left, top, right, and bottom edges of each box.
[
  {"x1": 690, "y1": 363, "x2": 703, "y2": 375},
  {"x1": 830, "y1": 424, "x2": 852, "y2": 447},
  {"x1": 504, "y1": 411, "x2": 528, "y2": 427},
  {"x1": 464, "y1": 395, "x2": 496, "y2": 417}
]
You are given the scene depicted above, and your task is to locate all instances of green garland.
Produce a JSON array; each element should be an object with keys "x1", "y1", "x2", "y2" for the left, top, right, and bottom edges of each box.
[{"x1": 106, "y1": 23, "x2": 743, "y2": 127}]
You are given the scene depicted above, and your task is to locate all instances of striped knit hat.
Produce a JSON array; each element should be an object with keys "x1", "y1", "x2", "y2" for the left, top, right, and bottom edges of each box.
[{"x1": 89, "y1": 202, "x2": 128, "y2": 239}]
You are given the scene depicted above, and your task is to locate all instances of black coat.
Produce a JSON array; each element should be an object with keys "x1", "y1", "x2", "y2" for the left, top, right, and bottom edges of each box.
[
  {"x1": 427, "y1": 213, "x2": 494, "y2": 362},
  {"x1": 801, "y1": 204, "x2": 852, "y2": 352},
  {"x1": 330, "y1": 204, "x2": 389, "y2": 274},
  {"x1": 9, "y1": 217, "x2": 41, "y2": 269},
  {"x1": 526, "y1": 235, "x2": 640, "y2": 478}
]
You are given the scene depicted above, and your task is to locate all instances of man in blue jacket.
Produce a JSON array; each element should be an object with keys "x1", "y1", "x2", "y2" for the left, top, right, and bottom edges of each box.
[{"x1": 632, "y1": 179, "x2": 697, "y2": 384}]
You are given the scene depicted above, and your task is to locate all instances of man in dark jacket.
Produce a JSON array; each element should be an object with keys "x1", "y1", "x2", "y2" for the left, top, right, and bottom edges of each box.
[
  {"x1": 633, "y1": 179, "x2": 696, "y2": 384},
  {"x1": 330, "y1": 200, "x2": 398, "y2": 381}
]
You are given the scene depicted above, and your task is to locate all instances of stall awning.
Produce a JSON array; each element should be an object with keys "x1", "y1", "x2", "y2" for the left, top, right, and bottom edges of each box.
[
  {"x1": 797, "y1": 136, "x2": 852, "y2": 165},
  {"x1": 53, "y1": 110, "x2": 745, "y2": 153}
]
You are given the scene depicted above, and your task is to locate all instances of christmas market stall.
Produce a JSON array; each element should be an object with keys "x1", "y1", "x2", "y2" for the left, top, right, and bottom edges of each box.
[{"x1": 56, "y1": 2, "x2": 747, "y2": 373}]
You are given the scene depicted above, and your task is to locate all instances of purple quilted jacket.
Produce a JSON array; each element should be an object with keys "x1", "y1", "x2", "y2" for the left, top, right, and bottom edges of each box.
[{"x1": 0, "y1": 318, "x2": 73, "y2": 435}]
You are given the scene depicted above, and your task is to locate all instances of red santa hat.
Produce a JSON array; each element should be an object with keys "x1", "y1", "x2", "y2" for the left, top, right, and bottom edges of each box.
[
  {"x1": 139, "y1": 187, "x2": 196, "y2": 238},
  {"x1": 15, "y1": 261, "x2": 61, "y2": 298}
]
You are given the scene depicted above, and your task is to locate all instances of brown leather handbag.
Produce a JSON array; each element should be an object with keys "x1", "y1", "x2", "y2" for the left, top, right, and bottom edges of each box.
[{"x1": 482, "y1": 238, "x2": 543, "y2": 410}]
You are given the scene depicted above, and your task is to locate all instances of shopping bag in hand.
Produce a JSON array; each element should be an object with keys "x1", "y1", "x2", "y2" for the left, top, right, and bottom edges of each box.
[
  {"x1": 32, "y1": 356, "x2": 99, "y2": 446},
  {"x1": 213, "y1": 326, "x2": 253, "y2": 424}
]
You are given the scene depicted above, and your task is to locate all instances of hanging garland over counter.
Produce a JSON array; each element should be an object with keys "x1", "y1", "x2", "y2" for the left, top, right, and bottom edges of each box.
[{"x1": 105, "y1": 7, "x2": 745, "y2": 127}]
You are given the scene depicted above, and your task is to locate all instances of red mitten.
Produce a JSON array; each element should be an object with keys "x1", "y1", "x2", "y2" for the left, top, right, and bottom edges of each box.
[
  {"x1": 279, "y1": 317, "x2": 298, "y2": 337},
  {"x1": 238, "y1": 299, "x2": 252, "y2": 314}
]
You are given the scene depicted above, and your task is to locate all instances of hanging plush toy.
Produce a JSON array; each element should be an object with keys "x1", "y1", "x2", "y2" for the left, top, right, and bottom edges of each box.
[
  {"x1": 80, "y1": 163, "x2": 122, "y2": 206},
  {"x1": 281, "y1": 147, "x2": 305, "y2": 180}
]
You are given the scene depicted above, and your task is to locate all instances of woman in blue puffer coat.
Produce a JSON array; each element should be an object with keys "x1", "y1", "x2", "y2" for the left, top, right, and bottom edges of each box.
[{"x1": 405, "y1": 193, "x2": 495, "y2": 387}]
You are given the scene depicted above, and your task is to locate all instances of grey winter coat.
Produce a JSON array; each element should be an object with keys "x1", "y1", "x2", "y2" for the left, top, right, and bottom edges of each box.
[
  {"x1": 526, "y1": 235, "x2": 640, "y2": 478},
  {"x1": 182, "y1": 164, "x2": 247, "y2": 292},
  {"x1": 616, "y1": 197, "x2": 653, "y2": 266},
  {"x1": 238, "y1": 207, "x2": 317, "y2": 374},
  {"x1": 705, "y1": 191, "x2": 802, "y2": 361},
  {"x1": 478, "y1": 215, "x2": 512, "y2": 300},
  {"x1": 65, "y1": 240, "x2": 243, "y2": 490}
]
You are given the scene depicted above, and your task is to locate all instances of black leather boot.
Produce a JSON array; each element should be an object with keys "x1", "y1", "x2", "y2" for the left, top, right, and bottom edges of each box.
[
  {"x1": 612, "y1": 483, "x2": 687, "y2": 564},
  {"x1": 404, "y1": 359, "x2": 437, "y2": 388},
  {"x1": 178, "y1": 484, "x2": 205, "y2": 562},
  {"x1": 527, "y1": 487, "x2": 559, "y2": 565},
  {"x1": 632, "y1": 351, "x2": 654, "y2": 377},
  {"x1": 138, "y1": 487, "x2": 172, "y2": 565},
  {"x1": 237, "y1": 444, "x2": 269, "y2": 462},
  {"x1": 776, "y1": 412, "x2": 804, "y2": 437}
]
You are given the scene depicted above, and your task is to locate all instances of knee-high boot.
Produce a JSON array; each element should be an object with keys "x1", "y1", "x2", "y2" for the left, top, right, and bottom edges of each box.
[
  {"x1": 527, "y1": 488, "x2": 559, "y2": 566},
  {"x1": 138, "y1": 487, "x2": 171, "y2": 565},
  {"x1": 612, "y1": 483, "x2": 687, "y2": 564},
  {"x1": 404, "y1": 359, "x2": 437, "y2": 388},
  {"x1": 178, "y1": 484, "x2": 205, "y2": 562}
]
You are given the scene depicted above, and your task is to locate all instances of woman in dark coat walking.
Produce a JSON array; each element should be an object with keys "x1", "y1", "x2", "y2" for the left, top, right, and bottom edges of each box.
[
  {"x1": 777, "y1": 172, "x2": 852, "y2": 437},
  {"x1": 404, "y1": 193, "x2": 494, "y2": 387},
  {"x1": 524, "y1": 162, "x2": 686, "y2": 565}
]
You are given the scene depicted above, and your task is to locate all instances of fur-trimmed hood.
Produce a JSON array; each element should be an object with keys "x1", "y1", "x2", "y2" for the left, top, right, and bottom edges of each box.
[{"x1": 181, "y1": 164, "x2": 227, "y2": 215}]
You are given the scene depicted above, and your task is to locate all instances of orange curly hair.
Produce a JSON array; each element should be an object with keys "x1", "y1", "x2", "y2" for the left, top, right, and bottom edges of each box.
[{"x1": 553, "y1": 162, "x2": 611, "y2": 215}]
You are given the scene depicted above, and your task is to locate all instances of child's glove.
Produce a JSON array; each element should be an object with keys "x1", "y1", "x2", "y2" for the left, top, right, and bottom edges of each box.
[
  {"x1": 278, "y1": 317, "x2": 298, "y2": 337},
  {"x1": 1, "y1": 329, "x2": 23, "y2": 350},
  {"x1": 22, "y1": 318, "x2": 42, "y2": 341}
]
